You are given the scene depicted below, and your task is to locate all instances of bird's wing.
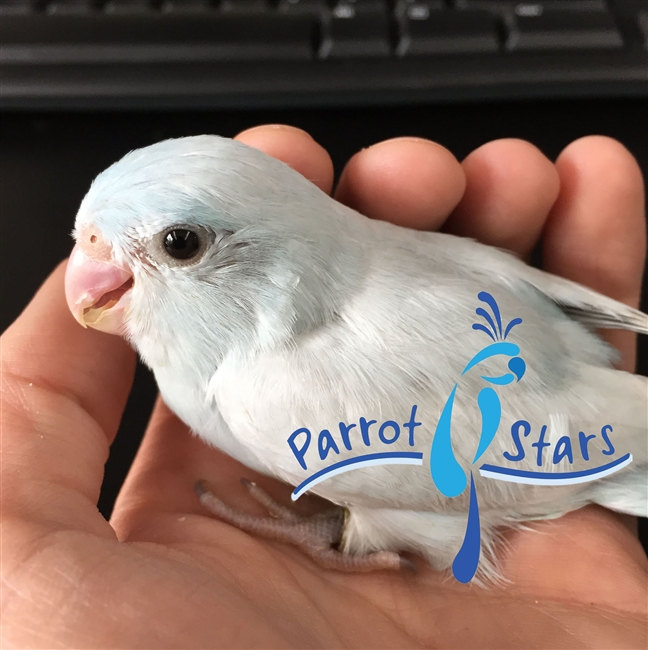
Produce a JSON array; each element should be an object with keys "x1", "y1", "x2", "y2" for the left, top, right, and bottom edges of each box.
[
  {"x1": 212, "y1": 229, "x2": 647, "y2": 517},
  {"x1": 370, "y1": 226, "x2": 647, "y2": 335},
  {"x1": 213, "y1": 259, "x2": 640, "y2": 516},
  {"x1": 516, "y1": 264, "x2": 648, "y2": 335}
]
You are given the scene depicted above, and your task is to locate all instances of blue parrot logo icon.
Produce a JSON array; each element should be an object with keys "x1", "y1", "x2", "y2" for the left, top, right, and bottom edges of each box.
[{"x1": 430, "y1": 291, "x2": 526, "y2": 583}]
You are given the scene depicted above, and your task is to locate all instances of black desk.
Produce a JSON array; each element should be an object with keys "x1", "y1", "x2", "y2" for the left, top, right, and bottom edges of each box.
[{"x1": 1, "y1": 99, "x2": 646, "y2": 549}]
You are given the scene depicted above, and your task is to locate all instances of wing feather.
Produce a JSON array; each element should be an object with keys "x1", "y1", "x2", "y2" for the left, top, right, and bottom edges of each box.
[{"x1": 519, "y1": 266, "x2": 648, "y2": 335}]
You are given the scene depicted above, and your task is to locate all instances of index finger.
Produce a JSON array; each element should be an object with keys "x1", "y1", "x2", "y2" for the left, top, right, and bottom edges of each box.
[
  {"x1": 235, "y1": 125, "x2": 334, "y2": 194},
  {"x1": 1, "y1": 262, "x2": 136, "y2": 534}
]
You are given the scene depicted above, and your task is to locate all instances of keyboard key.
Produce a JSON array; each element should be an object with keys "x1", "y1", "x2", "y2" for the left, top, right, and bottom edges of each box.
[
  {"x1": 398, "y1": 8, "x2": 500, "y2": 55},
  {"x1": 639, "y1": 10, "x2": 648, "y2": 49},
  {"x1": 47, "y1": 0, "x2": 97, "y2": 14},
  {"x1": 512, "y1": 1, "x2": 608, "y2": 14},
  {"x1": 220, "y1": 0, "x2": 266, "y2": 13},
  {"x1": 319, "y1": 6, "x2": 390, "y2": 58},
  {"x1": 1, "y1": 14, "x2": 315, "y2": 62},
  {"x1": 506, "y1": 6, "x2": 623, "y2": 50},
  {"x1": 104, "y1": 0, "x2": 153, "y2": 13},
  {"x1": 395, "y1": 0, "x2": 444, "y2": 17},
  {"x1": 454, "y1": 0, "x2": 510, "y2": 14},
  {"x1": 455, "y1": 1, "x2": 609, "y2": 16},
  {"x1": 457, "y1": 1, "x2": 607, "y2": 6},
  {"x1": 333, "y1": 0, "x2": 387, "y2": 12},
  {"x1": 277, "y1": 0, "x2": 328, "y2": 15},
  {"x1": 161, "y1": 0, "x2": 212, "y2": 12},
  {"x1": 0, "y1": 0, "x2": 39, "y2": 14}
]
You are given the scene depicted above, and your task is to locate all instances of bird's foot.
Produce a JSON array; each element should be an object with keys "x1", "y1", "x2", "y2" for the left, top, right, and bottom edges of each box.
[{"x1": 195, "y1": 478, "x2": 416, "y2": 573}]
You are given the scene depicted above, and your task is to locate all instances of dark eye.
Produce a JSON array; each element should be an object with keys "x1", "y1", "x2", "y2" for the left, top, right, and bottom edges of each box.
[{"x1": 164, "y1": 229, "x2": 200, "y2": 260}]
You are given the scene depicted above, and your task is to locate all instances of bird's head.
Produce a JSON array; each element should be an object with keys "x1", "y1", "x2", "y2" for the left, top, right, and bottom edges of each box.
[{"x1": 65, "y1": 135, "x2": 359, "y2": 372}]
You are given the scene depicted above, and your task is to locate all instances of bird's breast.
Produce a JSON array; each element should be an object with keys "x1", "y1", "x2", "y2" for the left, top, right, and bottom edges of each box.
[{"x1": 154, "y1": 365, "x2": 271, "y2": 475}]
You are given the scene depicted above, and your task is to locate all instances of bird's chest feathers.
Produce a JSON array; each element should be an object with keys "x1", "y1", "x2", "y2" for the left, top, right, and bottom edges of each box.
[
  {"x1": 205, "y1": 349, "x2": 428, "y2": 487},
  {"x1": 207, "y1": 354, "x2": 321, "y2": 475},
  {"x1": 154, "y1": 364, "x2": 270, "y2": 473}
]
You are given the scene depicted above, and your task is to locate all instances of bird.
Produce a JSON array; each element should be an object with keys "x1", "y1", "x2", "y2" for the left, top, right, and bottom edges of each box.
[{"x1": 64, "y1": 135, "x2": 648, "y2": 582}]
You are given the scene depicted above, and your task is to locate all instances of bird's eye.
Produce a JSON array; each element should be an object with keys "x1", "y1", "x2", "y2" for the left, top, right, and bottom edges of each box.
[
  {"x1": 163, "y1": 229, "x2": 200, "y2": 260},
  {"x1": 149, "y1": 224, "x2": 214, "y2": 268}
]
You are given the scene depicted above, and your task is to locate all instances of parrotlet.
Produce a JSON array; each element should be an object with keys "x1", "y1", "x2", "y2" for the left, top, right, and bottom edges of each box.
[{"x1": 64, "y1": 135, "x2": 648, "y2": 581}]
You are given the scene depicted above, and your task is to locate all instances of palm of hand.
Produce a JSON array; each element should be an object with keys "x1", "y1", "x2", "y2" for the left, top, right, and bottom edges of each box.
[{"x1": 2, "y1": 126, "x2": 646, "y2": 649}]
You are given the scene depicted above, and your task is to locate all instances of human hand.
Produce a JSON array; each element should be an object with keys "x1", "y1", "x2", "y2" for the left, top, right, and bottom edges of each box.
[{"x1": 2, "y1": 126, "x2": 646, "y2": 648}]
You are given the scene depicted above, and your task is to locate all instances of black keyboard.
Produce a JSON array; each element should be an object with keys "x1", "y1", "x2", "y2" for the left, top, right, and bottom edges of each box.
[{"x1": 1, "y1": 0, "x2": 647, "y2": 108}]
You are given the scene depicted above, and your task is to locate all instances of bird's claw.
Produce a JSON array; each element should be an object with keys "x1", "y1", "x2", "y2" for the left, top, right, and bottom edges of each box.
[{"x1": 195, "y1": 478, "x2": 417, "y2": 574}]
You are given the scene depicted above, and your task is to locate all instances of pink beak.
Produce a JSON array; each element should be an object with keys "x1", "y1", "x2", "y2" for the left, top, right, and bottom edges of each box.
[{"x1": 65, "y1": 243, "x2": 133, "y2": 335}]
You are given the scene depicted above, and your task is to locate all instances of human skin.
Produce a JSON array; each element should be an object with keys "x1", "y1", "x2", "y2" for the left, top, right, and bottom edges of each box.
[{"x1": 1, "y1": 126, "x2": 647, "y2": 649}]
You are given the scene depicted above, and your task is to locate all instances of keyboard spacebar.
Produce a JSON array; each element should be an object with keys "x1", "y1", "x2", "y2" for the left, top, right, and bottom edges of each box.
[{"x1": 0, "y1": 14, "x2": 315, "y2": 63}]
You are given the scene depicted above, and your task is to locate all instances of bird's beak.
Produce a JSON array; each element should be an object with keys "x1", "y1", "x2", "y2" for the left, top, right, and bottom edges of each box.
[{"x1": 64, "y1": 241, "x2": 133, "y2": 335}]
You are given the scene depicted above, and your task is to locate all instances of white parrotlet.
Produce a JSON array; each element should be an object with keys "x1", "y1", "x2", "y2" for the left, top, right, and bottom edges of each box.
[{"x1": 65, "y1": 136, "x2": 648, "y2": 581}]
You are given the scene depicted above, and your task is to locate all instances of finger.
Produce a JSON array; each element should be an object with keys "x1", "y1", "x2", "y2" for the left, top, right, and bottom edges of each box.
[
  {"x1": 542, "y1": 136, "x2": 646, "y2": 370},
  {"x1": 1, "y1": 262, "x2": 136, "y2": 534},
  {"x1": 444, "y1": 138, "x2": 560, "y2": 257},
  {"x1": 334, "y1": 137, "x2": 466, "y2": 230},
  {"x1": 235, "y1": 124, "x2": 334, "y2": 194}
]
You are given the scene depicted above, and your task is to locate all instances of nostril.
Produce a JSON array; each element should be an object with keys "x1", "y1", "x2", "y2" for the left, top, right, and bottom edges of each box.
[{"x1": 78, "y1": 227, "x2": 114, "y2": 262}]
